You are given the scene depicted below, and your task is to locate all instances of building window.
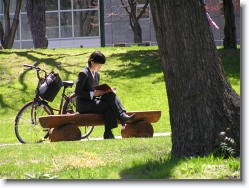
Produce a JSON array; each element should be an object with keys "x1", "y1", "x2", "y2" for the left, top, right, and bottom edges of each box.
[
  {"x1": 60, "y1": 11, "x2": 72, "y2": 38},
  {"x1": 44, "y1": 0, "x2": 99, "y2": 38},
  {"x1": 46, "y1": 0, "x2": 59, "y2": 11},
  {"x1": 73, "y1": 10, "x2": 99, "y2": 37},
  {"x1": 4, "y1": 0, "x2": 17, "y2": 13},
  {"x1": 73, "y1": 0, "x2": 98, "y2": 9},
  {"x1": 60, "y1": 0, "x2": 72, "y2": 10},
  {"x1": 0, "y1": 3, "x2": 3, "y2": 14},
  {"x1": 21, "y1": 14, "x2": 32, "y2": 40},
  {"x1": 46, "y1": 12, "x2": 59, "y2": 38},
  {"x1": 21, "y1": 0, "x2": 27, "y2": 12}
]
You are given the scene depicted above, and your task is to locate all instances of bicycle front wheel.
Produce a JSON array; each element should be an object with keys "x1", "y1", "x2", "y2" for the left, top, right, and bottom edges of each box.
[
  {"x1": 63, "y1": 93, "x2": 94, "y2": 139},
  {"x1": 15, "y1": 101, "x2": 54, "y2": 144}
]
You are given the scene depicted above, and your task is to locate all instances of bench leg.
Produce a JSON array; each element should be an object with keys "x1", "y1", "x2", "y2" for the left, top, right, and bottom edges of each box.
[
  {"x1": 49, "y1": 123, "x2": 81, "y2": 142},
  {"x1": 121, "y1": 120, "x2": 154, "y2": 138}
]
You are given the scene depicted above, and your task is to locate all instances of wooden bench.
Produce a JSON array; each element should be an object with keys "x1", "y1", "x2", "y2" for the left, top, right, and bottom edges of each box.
[{"x1": 39, "y1": 110, "x2": 161, "y2": 142}]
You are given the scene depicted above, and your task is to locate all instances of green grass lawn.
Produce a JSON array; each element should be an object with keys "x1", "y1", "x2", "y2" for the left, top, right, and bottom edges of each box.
[
  {"x1": 0, "y1": 46, "x2": 240, "y2": 179},
  {"x1": 0, "y1": 46, "x2": 170, "y2": 143}
]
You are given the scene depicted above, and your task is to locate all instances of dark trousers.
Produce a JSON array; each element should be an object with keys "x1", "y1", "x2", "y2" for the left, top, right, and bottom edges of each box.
[{"x1": 79, "y1": 92, "x2": 126, "y2": 130}]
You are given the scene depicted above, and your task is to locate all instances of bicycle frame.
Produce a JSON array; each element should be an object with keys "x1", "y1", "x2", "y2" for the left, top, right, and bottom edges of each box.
[
  {"x1": 50, "y1": 86, "x2": 70, "y2": 115},
  {"x1": 24, "y1": 64, "x2": 73, "y2": 116},
  {"x1": 28, "y1": 70, "x2": 51, "y2": 125},
  {"x1": 15, "y1": 64, "x2": 77, "y2": 144}
]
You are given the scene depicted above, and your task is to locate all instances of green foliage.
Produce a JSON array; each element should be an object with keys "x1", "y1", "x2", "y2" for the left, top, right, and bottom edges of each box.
[{"x1": 213, "y1": 128, "x2": 236, "y2": 158}]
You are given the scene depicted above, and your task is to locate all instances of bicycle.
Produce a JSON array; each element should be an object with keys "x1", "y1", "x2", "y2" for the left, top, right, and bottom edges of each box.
[{"x1": 14, "y1": 64, "x2": 94, "y2": 144}]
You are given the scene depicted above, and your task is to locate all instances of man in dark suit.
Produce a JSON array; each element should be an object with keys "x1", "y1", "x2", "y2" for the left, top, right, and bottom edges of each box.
[{"x1": 75, "y1": 51, "x2": 135, "y2": 139}]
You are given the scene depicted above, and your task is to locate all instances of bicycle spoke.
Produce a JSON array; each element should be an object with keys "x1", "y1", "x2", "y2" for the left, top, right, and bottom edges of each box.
[{"x1": 15, "y1": 102, "x2": 53, "y2": 144}]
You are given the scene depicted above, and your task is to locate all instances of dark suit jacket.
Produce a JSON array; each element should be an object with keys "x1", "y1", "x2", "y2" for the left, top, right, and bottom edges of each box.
[{"x1": 75, "y1": 66, "x2": 100, "y2": 113}]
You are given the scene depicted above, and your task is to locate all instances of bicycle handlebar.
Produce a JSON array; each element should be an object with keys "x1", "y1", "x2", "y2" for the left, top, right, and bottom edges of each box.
[
  {"x1": 24, "y1": 64, "x2": 46, "y2": 73},
  {"x1": 24, "y1": 64, "x2": 35, "y2": 69},
  {"x1": 23, "y1": 64, "x2": 47, "y2": 81}
]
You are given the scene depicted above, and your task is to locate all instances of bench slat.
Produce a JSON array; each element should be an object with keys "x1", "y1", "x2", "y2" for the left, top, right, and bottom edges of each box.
[{"x1": 39, "y1": 110, "x2": 161, "y2": 129}]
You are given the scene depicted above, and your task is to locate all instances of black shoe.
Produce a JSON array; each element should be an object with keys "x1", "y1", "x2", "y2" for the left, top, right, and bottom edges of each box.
[
  {"x1": 120, "y1": 113, "x2": 136, "y2": 126},
  {"x1": 103, "y1": 130, "x2": 115, "y2": 139}
]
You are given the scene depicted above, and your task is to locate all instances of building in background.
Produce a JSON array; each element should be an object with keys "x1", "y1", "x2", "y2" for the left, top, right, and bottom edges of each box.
[
  {"x1": 0, "y1": 0, "x2": 100, "y2": 49},
  {"x1": 0, "y1": 0, "x2": 240, "y2": 49}
]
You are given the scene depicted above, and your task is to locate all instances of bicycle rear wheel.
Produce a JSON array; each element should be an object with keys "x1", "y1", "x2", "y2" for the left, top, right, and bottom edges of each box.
[
  {"x1": 63, "y1": 94, "x2": 94, "y2": 139},
  {"x1": 15, "y1": 101, "x2": 54, "y2": 144}
]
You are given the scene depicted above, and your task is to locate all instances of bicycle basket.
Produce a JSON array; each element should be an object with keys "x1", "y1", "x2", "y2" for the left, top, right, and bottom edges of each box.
[{"x1": 39, "y1": 72, "x2": 62, "y2": 102}]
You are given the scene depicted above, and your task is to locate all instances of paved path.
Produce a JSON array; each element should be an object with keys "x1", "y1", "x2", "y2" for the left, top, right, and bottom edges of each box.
[
  {"x1": 0, "y1": 132, "x2": 171, "y2": 146},
  {"x1": 83, "y1": 132, "x2": 171, "y2": 141}
]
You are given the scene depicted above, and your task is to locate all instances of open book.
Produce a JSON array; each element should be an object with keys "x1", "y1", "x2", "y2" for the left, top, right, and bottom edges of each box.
[{"x1": 94, "y1": 84, "x2": 116, "y2": 94}]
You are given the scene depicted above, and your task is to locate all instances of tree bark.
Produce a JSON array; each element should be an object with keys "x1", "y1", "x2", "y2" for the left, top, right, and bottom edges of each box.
[
  {"x1": 150, "y1": 0, "x2": 240, "y2": 158},
  {"x1": 0, "y1": 21, "x2": 4, "y2": 48},
  {"x1": 0, "y1": 0, "x2": 22, "y2": 49},
  {"x1": 26, "y1": 0, "x2": 48, "y2": 49},
  {"x1": 132, "y1": 21, "x2": 142, "y2": 43},
  {"x1": 223, "y1": 0, "x2": 237, "y2": 49}
]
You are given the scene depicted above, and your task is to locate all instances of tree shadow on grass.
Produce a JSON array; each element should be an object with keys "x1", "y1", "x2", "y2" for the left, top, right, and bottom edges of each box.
[
  {"x1": 119, "y1": 157, "x2": 182, "y2": 179},
  {"x1": 1, "y1": 50, "x2": 88, "y2": 94},
  {"x1": 217, "y1": 48, "x2": 240, "y2": 84},
  {"x1": 0, "y1": 94, "x2": 10, "y2": 109},
  {"x1": 0, "y1": 50, "x2": 88, "y2": 113},
  {"x1": 104, "y1": 48, "x2": 240, "y2": 85},
  {"x1": 105, "y1": 49, "x2": 163, "y2": 81}
]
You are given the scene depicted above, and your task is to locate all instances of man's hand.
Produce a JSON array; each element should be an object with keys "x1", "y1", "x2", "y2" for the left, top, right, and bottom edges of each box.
[{"x1": 94, "y1": 90, "x2": 105, "y2": 96}]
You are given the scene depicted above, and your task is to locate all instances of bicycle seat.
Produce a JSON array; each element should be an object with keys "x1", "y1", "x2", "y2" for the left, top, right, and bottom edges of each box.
[{"x1": 62, "y1": 81, "x2": 74, "y2": 88}]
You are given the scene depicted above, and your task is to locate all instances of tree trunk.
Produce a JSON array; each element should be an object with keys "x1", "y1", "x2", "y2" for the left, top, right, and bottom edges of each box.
[
  {"x1": 223, "y1": 0, "x2": 237, "y2": 49},
  {"x1": 133, "y1": 21, "x2": 142, "y2": 43},
  {"x1": 150, "y1": 0, "x2": 240, "y2": 158},
  {"x1": 0, "y1": 0, "x2": 22, "y2": 49},
  {"x1": 26, "y1": 0, "x2": 48, "y2": 49},
  {"x1": 0, "y1": 21, "x2": 4, "y2": 48}
]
